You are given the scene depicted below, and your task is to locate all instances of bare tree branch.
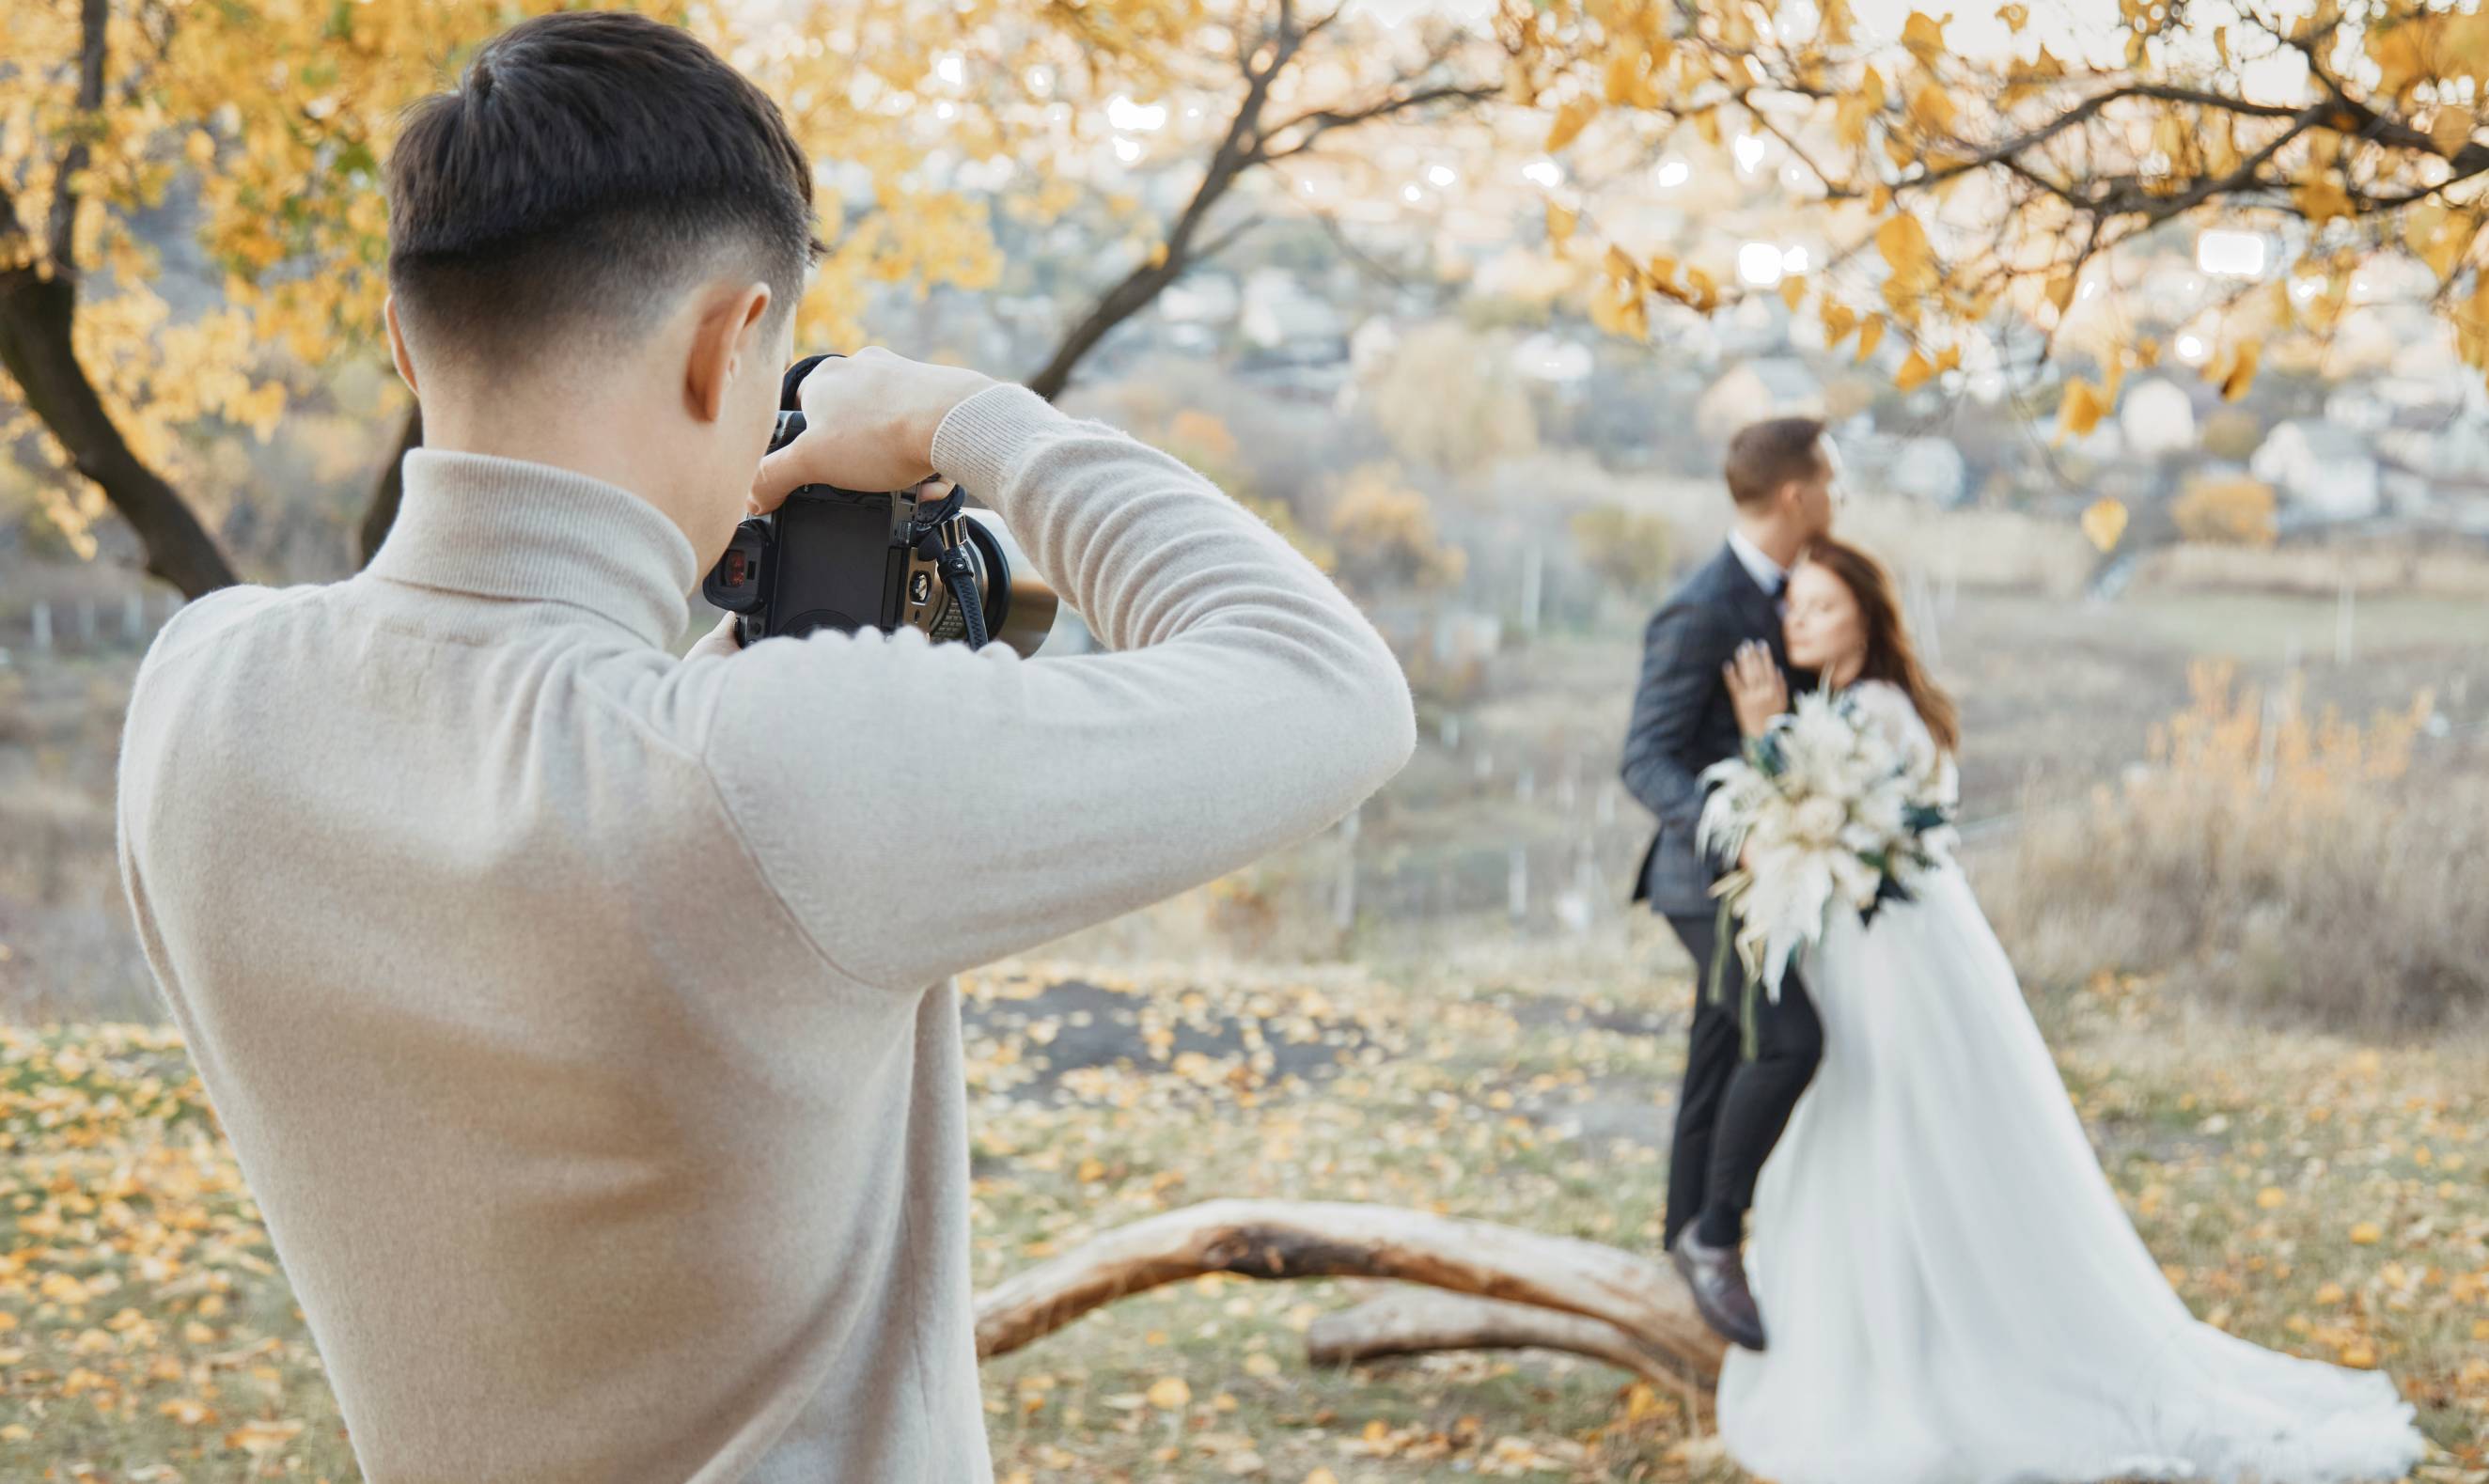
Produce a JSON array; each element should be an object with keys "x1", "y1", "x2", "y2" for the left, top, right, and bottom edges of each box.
[
  {"x1": 47, "y1": 0, "x2": 110, "y2": 272},
  {"x1": 1, "y1": 187, "x2": 239, "y2": 596}
]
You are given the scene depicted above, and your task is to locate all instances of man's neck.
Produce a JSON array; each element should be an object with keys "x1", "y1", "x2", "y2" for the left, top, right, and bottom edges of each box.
[
  {"x1": 1731, "y1": 519, "x2": 1804, "y2": 572},
  {"x1": 418, "y1": 398, "x2": 700, "y2": 554}
]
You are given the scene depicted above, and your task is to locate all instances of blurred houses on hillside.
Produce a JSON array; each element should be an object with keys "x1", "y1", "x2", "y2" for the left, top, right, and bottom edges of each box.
[
  {"x1": 1697, "y1": 357, "x2": 1824, "y2": 444},
  {"x1": 2252, "y1": 420, "x2": 2385, "y2": 522}
]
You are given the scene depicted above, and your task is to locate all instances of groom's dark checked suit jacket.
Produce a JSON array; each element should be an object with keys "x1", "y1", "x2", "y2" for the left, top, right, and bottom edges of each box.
[{"x1": 1622, "y1": 542, "x2": 1811, "y2": 915}]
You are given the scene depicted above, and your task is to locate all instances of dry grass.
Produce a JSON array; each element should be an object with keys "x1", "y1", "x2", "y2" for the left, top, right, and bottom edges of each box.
[
  {"x1": 1979, "y1": 664, "x2": 2489, "y2": 1035},
  {"x1": 5, "y1": 959, "x2": 2486, "y2": 1482}
]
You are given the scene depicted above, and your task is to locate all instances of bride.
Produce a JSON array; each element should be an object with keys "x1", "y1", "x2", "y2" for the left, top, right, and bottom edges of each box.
[{"x1": 1709, "y1": 538, "x2": 2427, "y2": 1484}]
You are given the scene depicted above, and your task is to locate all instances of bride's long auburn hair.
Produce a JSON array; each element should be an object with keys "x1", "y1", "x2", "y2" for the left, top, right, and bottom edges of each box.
[{"x1": 1794, "y1": 538, "x2": 1960, "y2": 755}]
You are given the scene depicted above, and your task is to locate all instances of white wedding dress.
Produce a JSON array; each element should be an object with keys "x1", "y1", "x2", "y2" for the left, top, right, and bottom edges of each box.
[{"x1": 1715, "y1": 682, "x2": 2426, "y2": 1484}]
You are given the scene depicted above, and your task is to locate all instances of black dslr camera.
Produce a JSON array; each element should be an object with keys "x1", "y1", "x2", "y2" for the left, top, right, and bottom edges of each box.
[{"x1": 702, "y1": 355, "x2": 1057, "y2": 656}]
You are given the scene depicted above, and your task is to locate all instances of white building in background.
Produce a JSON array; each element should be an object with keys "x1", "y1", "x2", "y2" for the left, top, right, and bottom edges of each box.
[
  {"x1": 2119, "y1": 377, "x2": 2198, "y2": 458},
  {"x1": 1348, "y1": 317, "x2": 1401, "y2": 375},
  {"x1": 1238, "y1": 269, "x2": 1347, "y2": 360},
  {"x1": 1888, "y1": 436, "x2": 1970, "y2": 506},
  {"x1": 1157, "y1": 272, "x2": 1240, "y2": 327},
  {"x1": 2250, "y1": 420, "x2": 2384, "y2": 521},
  {"x1": 2359, "y1": 413, "x2": 2489, "y2": 512},
  {"x1": 1697, "y1": 356, "x2": 1824, "y2": 443}
]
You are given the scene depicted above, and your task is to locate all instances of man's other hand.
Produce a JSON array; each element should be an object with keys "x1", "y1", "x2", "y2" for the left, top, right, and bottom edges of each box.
[{"x1": 749, "y1": 348, "x2": 995, "y2": 512}]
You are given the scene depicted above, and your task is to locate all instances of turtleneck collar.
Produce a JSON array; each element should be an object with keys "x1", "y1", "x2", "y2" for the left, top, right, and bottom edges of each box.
[{"x1": 366, "y1": 448, "x2": 698, "y2": 648}]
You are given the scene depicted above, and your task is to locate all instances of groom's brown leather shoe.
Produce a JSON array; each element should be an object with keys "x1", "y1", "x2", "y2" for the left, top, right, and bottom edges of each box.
[{"x1": 1670, "y1": 1228, "x2": 1767, "y2": 1351}]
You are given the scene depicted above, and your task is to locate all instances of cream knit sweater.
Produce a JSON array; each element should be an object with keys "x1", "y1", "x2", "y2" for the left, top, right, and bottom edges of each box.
[{"x1": 115, "y1": 384, "x2": 1415, "y2": 1482}]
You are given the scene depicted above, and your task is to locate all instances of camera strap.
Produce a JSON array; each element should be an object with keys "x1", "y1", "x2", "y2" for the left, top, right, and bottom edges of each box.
[{"x1": 904, "y1": 488, "x2": 990, "y2": 649}]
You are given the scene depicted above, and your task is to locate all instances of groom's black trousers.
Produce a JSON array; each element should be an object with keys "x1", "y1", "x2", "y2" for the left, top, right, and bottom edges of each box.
[{"x1": 1662, "y1": 911, "x2": 1824, "y2": 1251}]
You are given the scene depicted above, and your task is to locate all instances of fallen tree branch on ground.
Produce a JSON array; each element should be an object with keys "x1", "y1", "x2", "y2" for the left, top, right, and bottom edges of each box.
[
  {"x1": 1306, "y1": 1288, "x2": 1691, "y2": 1385},
  {"x1": 973, "y1": 1198, "x2": 1724, "y2": 1382}
]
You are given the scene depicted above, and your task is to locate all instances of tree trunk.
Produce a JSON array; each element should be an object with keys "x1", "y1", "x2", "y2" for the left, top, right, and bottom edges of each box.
[
  {"x1": 972, "y1": 1198, "x2": 1725, "y2": 1382},
  {"x1": 0, "y1": 267, "x2": 239, "y2": 599},
  {"x1": 358, "y1": 402, "x2": 423, "y2": 568},
  {"x1": 1307, "y1": 1289, "x2": 1691, "y2": 1386},
  {"x1": 1024, "y1": 257, "x2": 1198, "y2": 402}
]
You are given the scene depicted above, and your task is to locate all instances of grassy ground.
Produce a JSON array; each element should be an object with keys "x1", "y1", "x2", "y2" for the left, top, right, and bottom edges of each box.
[{"x1": 5, "y1": 943, "x2": 2484, "y2": 1482}]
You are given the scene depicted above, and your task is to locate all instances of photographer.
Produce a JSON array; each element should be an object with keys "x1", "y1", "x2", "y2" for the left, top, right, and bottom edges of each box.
[{"x1": 113, "y1": 12, "x2": 1413, "y2": 1482}]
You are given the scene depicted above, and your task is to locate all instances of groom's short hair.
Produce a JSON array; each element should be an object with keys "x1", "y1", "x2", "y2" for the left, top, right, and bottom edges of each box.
[
  {"x1": 384, "y1": 10, "x2": 821, "y2": 369},
  {"x1": 1725, "y1": 417, "x2": 1828, "y2": 508}
]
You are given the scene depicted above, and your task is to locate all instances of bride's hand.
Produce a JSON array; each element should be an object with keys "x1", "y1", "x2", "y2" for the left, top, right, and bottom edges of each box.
[{"x1": 1723, "y1": 641, "x2": 1789, "y2": 739}]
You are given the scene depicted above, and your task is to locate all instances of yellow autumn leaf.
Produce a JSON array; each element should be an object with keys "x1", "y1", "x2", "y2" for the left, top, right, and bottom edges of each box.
[
  {"x1": 2220, "y1": 342, "x2": 2259, "y2": 401},
  {"x1": 225, "y1": 1418, "x2": 305, "y2": 1454},
  {"x1": 1147, "y1": 1375, "x2": 1193, "y2": 1409},
  {"x1": 2059, "y1": 379, "x2": 2108, "y2": 436},
  {"x1": 1589, "y1": 278, "x2": 1650, "y2": 341},
  {"x1": 1603, "y1": 46, "x2": 1652, "y2": 106},
  {"x1": 1878, "y1": 212, "x2": 1935, "y2": 289},
  {"x1": 1996, "y1": 2, "x2": 2027, "y2": 31},
  {"x1": 2315, "y1": 1281, "x2": 2349, "y2": 1304},
  {"x1": 2295, "y1": 171, "x2": 2355, "y2": 224},
  {"x1": 2256, "y1": 1186, "x2": 2287, "y2": 1210},
  {"x1": 2079, "y1": 495, "x2": 2126, "y2": 552},
  {"x1": 1305, "y1": 1471, "x2": 1341, "y2": 1484},
  {"x1": 1244, "y1": 1351, "x2": 1281, "y2": 1377},
  {"x1": 1820, "y1": 300, "x2": 1858, "y2": 347},
  {"x1": 1546, "y1": 96, "x2": 1599, "y2": 153},
  {"x1": 2339, "y1": 1341, "x2": 2377, "y2": 1368},
  {"x1": 1546, "y1": 202, "x2": 1577, "y2": 248},
  {"x1": 1908, "y1": 82, "x2": 1957, "y2": 134},
  {"x1": 2433, "y1": 108, "x2": 2476, "y2": 160},
  {"x1": 1894, "y1": 349, "x2": 1935, "y2": 390},
  {"x1": 2349, "y1": 1220, "x2": 2383, "y2": 1244},
  {"x1": 1780, "y1": 273, "x2": 1807, "y2": 312},
  {"x1": 1901, "y1": 11, "x2": 1949, "y2": 68},
  {"x1": 1934, "y1": 343, "x2": 1962, "y2": 373}
]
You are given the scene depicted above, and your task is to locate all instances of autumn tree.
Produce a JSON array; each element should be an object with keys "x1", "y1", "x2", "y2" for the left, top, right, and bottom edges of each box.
[
  {"x1": 1325, "y1": 463, "x2": 1466, "y2": 592},
  {"x1": 1362, "y1": 320, "x2": 1541, "y2": 475},
  {"x1": 4, "y1": 0, "x2": 1502, "y2": 596},
  {"x1": 1509, "y1": 0, "x2": 2489, "y2": 539}
]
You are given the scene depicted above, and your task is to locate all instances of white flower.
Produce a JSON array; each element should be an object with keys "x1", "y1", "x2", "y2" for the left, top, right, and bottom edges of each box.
[
  {"x1": 1792, "y1": 794, "x2": 1848, "y2": 844},
  {"x1": 1695, "y1": 684, "x2": 1958, "y2": 1003}
]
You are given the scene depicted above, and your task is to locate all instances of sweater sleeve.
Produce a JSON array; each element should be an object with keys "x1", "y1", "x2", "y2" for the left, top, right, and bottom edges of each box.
[{"x1": 696, "y1": 384, "x2": 1417, "y2": 992}]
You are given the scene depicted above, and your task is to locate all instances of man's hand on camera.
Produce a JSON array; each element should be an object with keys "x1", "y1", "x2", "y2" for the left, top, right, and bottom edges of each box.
[
  {"x1": 685, "y1": 611, "x2": 742, "y2": 661},
  {"x1": 748, "y1": 348, "x2": 995, "y2": 513}
]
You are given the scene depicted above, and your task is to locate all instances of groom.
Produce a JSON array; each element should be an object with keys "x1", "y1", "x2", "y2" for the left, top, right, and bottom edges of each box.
[{"x1": 1620, "y1": 416, "x2": 1841, "y2": 1351}]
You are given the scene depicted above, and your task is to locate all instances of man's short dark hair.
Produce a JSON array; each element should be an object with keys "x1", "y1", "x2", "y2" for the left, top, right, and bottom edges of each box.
[
  {"x1": 385, "y1": 10, "x2": 820, "y2": 367},
  {"x1": 1724, "y1": 417, "x2": 1828, "y2": 508}
]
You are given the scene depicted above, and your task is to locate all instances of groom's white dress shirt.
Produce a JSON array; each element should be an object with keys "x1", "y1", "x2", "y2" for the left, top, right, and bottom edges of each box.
[{"x1": 1727, "y1": 528, "x2": 1790, "y2": 614}]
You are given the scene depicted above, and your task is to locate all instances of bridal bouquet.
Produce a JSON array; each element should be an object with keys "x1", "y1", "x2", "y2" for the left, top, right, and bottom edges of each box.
[{"x1": 1696, "y1": 688, "x2": 1956, "y2": 1036}]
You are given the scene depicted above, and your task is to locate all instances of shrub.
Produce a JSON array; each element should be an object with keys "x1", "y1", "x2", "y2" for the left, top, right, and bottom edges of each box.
[
  {"x1": 1976, "y1": 664, "x2": 2488, "y2": 1035},
  {"x1": 1569, "y1": 505, "x2": 1675, "y2": 598},
  {"x1": 2172, "y1": 476, "x2": 2279, "y2": 548},
  {"x1": 1326, "y1": 466, "x2": 1467, "y2": 592}
]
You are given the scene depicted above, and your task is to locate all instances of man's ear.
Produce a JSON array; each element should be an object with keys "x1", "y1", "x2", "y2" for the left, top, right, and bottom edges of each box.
[
  {"x1": 684, "y1": 281, "x2": 775, "y2": 424},
  {"x1": 384, "y1": 296, "x2": 420, "y2": 397}
]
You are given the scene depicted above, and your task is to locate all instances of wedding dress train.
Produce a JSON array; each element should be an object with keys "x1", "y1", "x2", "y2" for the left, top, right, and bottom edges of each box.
[{"x1": 1714, "y1": 689, "x2": 2426, "y2": 1484}]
